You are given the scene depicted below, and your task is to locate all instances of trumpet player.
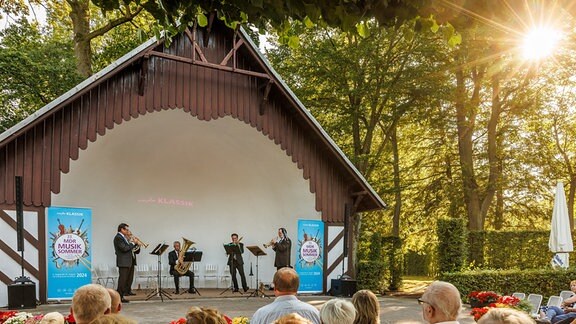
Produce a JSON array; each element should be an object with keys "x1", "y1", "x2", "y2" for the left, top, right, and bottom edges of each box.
[
  {"x1": 227, "y1": 233, "x2": 249, "y2": 292},
  {"x1": 113, "y1": 223, "x2": 140, "y2": 303},
  {"x1": 273, "y1": 228, "x2": 292, "y2": 270}
]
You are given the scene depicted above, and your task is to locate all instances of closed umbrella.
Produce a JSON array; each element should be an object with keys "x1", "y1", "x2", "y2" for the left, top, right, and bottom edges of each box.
[{"x1": 549, "y1": 182, "x2": 573, "y2": 268}]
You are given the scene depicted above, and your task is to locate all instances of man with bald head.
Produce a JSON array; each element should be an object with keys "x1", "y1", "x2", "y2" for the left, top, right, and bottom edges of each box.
[
  {"x1": 419, "y1": 281, "x2": 462, "y2": 324},
  {"x1": 71, "y1": 284, "x2": 111, "y2": 324},
  {"x1": 251, "y1": 268, "x2": 320, "y2": 324},
  {"x1": 106, "y1": 288, "x2": 122, "y2": 314}
]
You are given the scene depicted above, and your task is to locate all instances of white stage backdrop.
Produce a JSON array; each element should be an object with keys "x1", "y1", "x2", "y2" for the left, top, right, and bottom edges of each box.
[{"x1": 51, "y1": 109, "x2": 320, "y2": 290}]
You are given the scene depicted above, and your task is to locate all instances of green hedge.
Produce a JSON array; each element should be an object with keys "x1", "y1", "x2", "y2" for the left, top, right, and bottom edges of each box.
[
  {"x1": 440, "y1": 268, "x2": 576, "y2": 302},
  {"x1": 469, "y1": 231, "x2": 576, "y2": 269},
  {"x1": 437, "y1": 218, "x2": 467, "y2": 273},
  {"x1": 404, "y1": 250, "x2": 434, "y2": 276},
  {"x1": 357, "y1": 233, "x2": 403, "y2": 292}
]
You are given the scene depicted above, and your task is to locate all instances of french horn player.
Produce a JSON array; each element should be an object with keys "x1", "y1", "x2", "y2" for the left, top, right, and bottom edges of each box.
[
  {"x1": 227, "y1": 233, "x2": 249, "y2": 292},
  {"x1": 168, "y1": 239, "x2": 196, "y2": 294}
]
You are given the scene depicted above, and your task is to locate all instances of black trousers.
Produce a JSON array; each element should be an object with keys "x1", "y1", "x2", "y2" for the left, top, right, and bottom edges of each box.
[
  {"x1": 173, "y1": 270, "x2": 194, "y2": 291},
  {"x1": 117, "y1": 264, "x2": 134, "y2": 297},
  {"x1": 230, "y1": 262, "x2": 248, "y2": 290}
]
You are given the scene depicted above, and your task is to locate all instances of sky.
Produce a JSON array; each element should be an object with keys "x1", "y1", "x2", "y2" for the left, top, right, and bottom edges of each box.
[{"x1": 0, "y1": 3, "x2": 47, "y2": 30}]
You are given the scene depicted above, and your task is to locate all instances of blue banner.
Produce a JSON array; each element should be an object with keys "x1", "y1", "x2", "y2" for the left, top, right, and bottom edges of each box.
[
  {"x1": 46, "y1": 207, "x2": 92, "y2": 300},
  {"x1": 295, "y1": 219, "x2": 324, "y2": 293}
]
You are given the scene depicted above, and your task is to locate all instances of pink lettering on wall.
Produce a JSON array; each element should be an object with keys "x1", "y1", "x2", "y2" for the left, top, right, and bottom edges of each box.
[{"x1": 137, "y1": 197, "x2": 194, "y2": 207}]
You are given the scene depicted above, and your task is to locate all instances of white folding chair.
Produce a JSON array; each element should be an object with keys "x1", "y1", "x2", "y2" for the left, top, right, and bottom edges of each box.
[
  {"x1": 97, "y1": 264, "x2": 116, "y2": 288},
  {"x1": 527, "y1": 294, "x2": 543, "y2": 317},
  {"x1": 220, "y1": 266, "x2": 231, "y2": 288},
  {"x1": 204, "y1": 264, "x2": 219, "y2": 287},
  {"x1": 512, "y1": 292, "x2": 526, "y2": 300},
  {"x1": 192, "y1": 263, "x2": 200, "y2": 282},
  {"x1": 547, "y1": 296, "x2": 563, "y2": 307},
  {"x1": 560, "y1": 290, "x2": 574, "y2": 301}
]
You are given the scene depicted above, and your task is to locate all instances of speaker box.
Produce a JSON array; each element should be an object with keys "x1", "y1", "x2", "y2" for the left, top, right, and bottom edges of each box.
[
  {"x1": 340, "y1": 279, "x2": 357, "y2": 297},
  {"x1": 8, "y1": 282, "x2": 36, "y2": 309},
  {"x1": 330, "y1": 279, "x2": 342, "y2": 296},
  {"x1": 330, "y1": 278, "x2": 357, "y2": 297}
]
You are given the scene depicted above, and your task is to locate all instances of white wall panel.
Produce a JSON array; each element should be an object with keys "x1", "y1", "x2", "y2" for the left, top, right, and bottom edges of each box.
[{"x1": 52, "y1": 110, "x2": 320, "y2": 287}]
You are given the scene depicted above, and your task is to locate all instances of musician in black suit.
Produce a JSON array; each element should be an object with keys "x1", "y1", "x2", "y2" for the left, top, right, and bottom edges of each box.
[
  {"x1": 227, "y1": 233, "x2": 248, "y2": 292},
  {"x1": 113, "y1": 223, "x2": 141, "y2": 303},
  {"x1": 168, "y1": 241, "x2": 195, "y2": 294},
  {"x1": 272, "y1": 228, "x2": 292, "y2": 270}
]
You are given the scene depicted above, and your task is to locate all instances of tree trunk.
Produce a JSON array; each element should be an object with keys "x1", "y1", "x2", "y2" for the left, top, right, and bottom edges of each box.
[
  {"x1": 350, "y1": 212, "x2": 362, "y2": 278},
  {"x1": 391, "y1": 124, "x2": 401, "y2": 237},
  {"x1": 455, "y1": 67, "x2": 482, "y2": 230},
  {"x1": 68, "y1": 0, "x2": 92, "y2": 77}
]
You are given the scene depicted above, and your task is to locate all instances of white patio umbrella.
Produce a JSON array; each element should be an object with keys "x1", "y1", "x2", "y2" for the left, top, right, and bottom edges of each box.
[{"x1": 549, "y1": 181, "x2": 573, "y2": 268}]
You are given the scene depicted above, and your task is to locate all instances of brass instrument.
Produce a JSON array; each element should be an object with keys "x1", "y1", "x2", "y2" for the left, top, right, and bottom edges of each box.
[
  {"x1": 175, "y1": 237, "x2": 195, "y2": 275},
  {"x1": 263, "y1": 237, "x2": 277, "y2": 248},
  {"x1": 130, "y1": 235, "x2": 149, "y2": 248}
]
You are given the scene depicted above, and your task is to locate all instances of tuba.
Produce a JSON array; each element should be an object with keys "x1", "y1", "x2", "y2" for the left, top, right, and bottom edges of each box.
[{"x1": 174, "y1": 237, "x2": 195, "y2": 275}]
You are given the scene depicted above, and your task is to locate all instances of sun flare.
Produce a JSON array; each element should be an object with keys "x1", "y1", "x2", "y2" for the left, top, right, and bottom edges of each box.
[{"x1": 522, "y1": 26, "x2": 562, "y2": 60}]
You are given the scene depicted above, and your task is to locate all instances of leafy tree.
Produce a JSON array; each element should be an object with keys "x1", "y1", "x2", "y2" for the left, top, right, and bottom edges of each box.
[
  {"x1": 266, "y1": 20, "x2": 448, "y2": 274},
  {"x1": 0, "y1": 20, "x2": 82, "y2": 131}
]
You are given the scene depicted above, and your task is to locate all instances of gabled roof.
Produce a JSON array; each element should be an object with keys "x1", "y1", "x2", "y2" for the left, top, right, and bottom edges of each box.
[{"x1": 0, "y1": 25, "x2": 385, "y2": 214}]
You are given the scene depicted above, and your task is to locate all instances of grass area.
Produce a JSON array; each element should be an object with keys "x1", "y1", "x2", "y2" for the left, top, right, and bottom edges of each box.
[{"x1": 398, "y1": 276, "x2": 434, "y2": 295}]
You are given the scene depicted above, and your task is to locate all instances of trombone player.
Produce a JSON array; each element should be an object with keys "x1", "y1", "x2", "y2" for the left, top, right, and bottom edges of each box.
[
  {"x1": 227, "y1": 233, "x2": 248, "y2": 292},
  {"x1": 113, "y1": 223, "x2": 142, "y2": 303},
  {"x1": 168, "y1": 240, "x2": 195, "y2": 294}
]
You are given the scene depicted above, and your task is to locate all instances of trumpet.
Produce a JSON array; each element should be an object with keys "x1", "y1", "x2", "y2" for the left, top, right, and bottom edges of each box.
[
  {"x1": 263, "y1": 237, "x2": 277, "y2": 248},
  {"x1": 130, "y1": 235, "x2": 149, "y2": 248}
]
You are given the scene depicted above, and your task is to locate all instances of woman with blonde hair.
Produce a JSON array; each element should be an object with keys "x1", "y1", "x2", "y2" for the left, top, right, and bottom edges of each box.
[
  {"x1": 351, "y1": 290, "x2": 380, "y2": 324},
  {"x1": 90, "y1": 314, "x2": 137, "y2": 324},
  {"x1": 477, "y1": 307, "x2": 535, "y2": 324},
  {"x1": 186, "y1": 306, "x2": 228, "y2": 324}
]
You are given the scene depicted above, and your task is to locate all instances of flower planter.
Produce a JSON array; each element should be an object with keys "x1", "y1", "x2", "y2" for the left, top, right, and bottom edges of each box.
[{"x1": 470, "y1": 301, "x2": 491, "y2": 308}]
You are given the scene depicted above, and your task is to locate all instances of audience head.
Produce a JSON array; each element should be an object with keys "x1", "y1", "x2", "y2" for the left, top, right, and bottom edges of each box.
[
  {"x1": 420, "y1": 281, "x2": 462, "y2": 323},
  {"x1": 185, "y1": 306, "x2": 228, "y2": 324},
  {"x1": 273, "y1": 267, "x2": 300, "y2": 296},
  {"x1": 39, "y1": 312, "x2": 65, "y2": 324},
  {"x1": 351, "y1": 290, "x2": 380, "y2": 324},
  {"x1": 90, "y1": 314, "x2": 137, "y2": 324},
  {"x1": 106, "y1": 288, "x2": 122, "y2": 314},
  {"x1": 71, "y1": 284, "x2": 111, "y2": 324},
  {"x1": 477, "y1": 307, "x2": 535, "y2": 324},
  {"x1": 273, "y1": 313, "x2": 313, "y2": 324},
  {"x1": 320, "y1": 298, "x2": 356, "y2": 324}
]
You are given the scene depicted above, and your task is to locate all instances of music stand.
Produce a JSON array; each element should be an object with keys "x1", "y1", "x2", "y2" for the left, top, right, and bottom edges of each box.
[
  {"x1": 145, "y1": 243, "x2": 171, "y2": 302},
  {"x1": 180, "y1": 250, "x2": 202, "y2": 295},
  {"x1": 220, "y1": 244, "x2": 243, "y2": 295},
  {"x1": 245, "y1": 245, "x2": 269, "y2": 299}
]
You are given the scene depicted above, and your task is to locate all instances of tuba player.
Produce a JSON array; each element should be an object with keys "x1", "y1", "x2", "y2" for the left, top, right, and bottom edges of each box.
[{"x1": 168, "y1": 241, "x2": 195, "y2": 294}]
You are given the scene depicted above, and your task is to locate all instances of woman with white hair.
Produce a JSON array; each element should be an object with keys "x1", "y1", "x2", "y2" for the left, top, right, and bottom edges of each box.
[{"x1": 320, "y1": 298, "x2": 356, "y2": 324}]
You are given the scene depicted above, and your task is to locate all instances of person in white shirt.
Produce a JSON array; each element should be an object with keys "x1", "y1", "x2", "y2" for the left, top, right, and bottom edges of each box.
[
  {"x1": 419, "y1": 281, "x2": 462, "y2": 324},
  {"x1": 251, "y1": 268, "x2": 320, "y2": 324}
]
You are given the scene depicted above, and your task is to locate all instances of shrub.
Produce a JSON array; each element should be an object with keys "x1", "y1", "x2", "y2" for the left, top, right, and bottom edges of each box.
[
  {"x1": 440, "y1": 268, "x2": 576, "y2": 303},
  {"x1": 437, "y1": 218, "x2": 467, "y2": 273}
]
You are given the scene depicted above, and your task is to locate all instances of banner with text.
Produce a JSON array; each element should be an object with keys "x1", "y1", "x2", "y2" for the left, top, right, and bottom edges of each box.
[
  {"x1": 295, "y1": 219, "x2": 324, "y2": 293},
  {"x1": 46, "y1": 207, "x2": 92, "y2": 300}
]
